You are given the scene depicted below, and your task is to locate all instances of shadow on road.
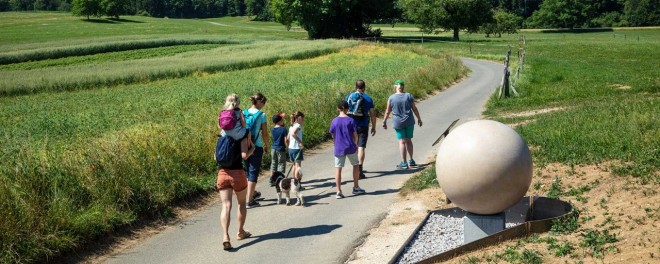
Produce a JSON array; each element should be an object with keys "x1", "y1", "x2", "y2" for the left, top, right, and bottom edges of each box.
[{"x1": 233, "y1": 224, "x2": 342, "y2": 250}]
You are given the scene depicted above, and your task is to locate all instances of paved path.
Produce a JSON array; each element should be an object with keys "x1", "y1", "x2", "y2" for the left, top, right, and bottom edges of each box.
[{"x1": 106, "y1": 58, "x2": 503, "y2": 264}]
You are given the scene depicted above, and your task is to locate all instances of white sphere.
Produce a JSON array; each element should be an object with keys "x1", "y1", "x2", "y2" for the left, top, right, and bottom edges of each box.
[{"x1": 436, "y1": 120, "x2": 532, "y2": 214}]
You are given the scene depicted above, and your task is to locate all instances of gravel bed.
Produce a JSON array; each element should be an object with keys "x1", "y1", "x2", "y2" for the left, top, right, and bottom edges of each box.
[
  {"x1": 396, "y1": 214, "x2": 464, "y2": 264},
  {"x1": 396, "y1": 215, "x2": 525, "y2": 264}
]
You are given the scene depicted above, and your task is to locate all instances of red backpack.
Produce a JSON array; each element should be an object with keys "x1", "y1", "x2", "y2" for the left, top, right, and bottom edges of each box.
[{"x1": 219, "y1": 110, "x2": 238, "y2": 130}]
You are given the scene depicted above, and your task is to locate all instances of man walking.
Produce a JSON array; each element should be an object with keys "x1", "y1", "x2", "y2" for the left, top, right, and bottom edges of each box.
[
  {"x1": 382, "y1": 80, "x2": 423, "y2": 169},
  {"x1": 345, "y1": 80, "x2": 376, "y2": 179}
]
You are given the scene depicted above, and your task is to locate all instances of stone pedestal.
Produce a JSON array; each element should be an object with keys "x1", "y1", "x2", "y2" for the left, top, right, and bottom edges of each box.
[{"x1": 463, "y1": 212, "x2": 505, "y2": 244}]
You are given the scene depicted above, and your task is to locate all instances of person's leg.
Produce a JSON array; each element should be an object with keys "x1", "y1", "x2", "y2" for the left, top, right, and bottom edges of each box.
[
  {"x1": 235, "y1": 188, "x2": 248, "y2": 237},
  {"x1": 246, "y1": 147, "x2": 263, "y2": 205},
  {"x1": 219, "y1": 188, "x2": 233, "y2": 243},
  {"x1": 399, "y1": 139, "x2": 407, "y2": 162},
  {"x1": 335, "y1": 167, "x2": 342, "y2": 193},
  {"x1": 405, "y1": 139, "x2": 414, "y2": 161},
  {"x1": 270, "y1": 148, "x2": 277, "y2": 172},
  {"x1": 294, "y1": 161, "x2": 302, "y2": 181},
  {"x1": 352, "y1": 163, "x2": 360, "y2": 188},
  {"x1": 277, "y1": 151, "x2": 286, "y2": 173}
]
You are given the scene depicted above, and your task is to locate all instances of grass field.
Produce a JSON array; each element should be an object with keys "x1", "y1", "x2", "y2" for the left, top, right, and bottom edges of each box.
[
  {"x1": 0, "y1": 12, "x2": 466, "y2": 263},
  {"x1": 387, "y1": 25, "x2": 659, "y2": 263}
]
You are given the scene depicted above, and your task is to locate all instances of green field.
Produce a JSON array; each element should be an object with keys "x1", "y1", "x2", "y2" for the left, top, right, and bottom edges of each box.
[{"x1": 0, "y1": 12, "x2": 466, "y2": 263}]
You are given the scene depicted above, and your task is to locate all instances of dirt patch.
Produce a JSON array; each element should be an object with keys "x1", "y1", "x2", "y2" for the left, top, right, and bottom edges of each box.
[
  {"x1": 610, "y1": 84, "x2": 633, "y2": 90},
  {"x1": 347, "y1": 162, "x2": 659, "y2": 263},
  {"x1": 501, "y1": 107, "x2": 567, "y2": 118}
]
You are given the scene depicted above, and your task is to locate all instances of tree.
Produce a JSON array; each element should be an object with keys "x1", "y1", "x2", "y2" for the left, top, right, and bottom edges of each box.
[
  {"x1": 624, "y1": 0, "x2": 660, "y2": 26},
  {"x1": 526, "y1": 0, "x2": 590, "y2": 29},
  {"x1": 71, "y1": 0, "x2": 101, "y2": 19},
  {"x1": 399, "y1": 0, "x2": 493, "y2": 41},
  {"x1": 101, "y1": 0, "x2": 129, "y2": 18},
  {"x1": 483, "y1": 8, "x2": 522, "y2": 37},
  {"x1": 271, "y1": 0, "x2": 396, "y2": 39},
  {"x1": 246, "y1": 0, "x2": 272, "y2": 21}
]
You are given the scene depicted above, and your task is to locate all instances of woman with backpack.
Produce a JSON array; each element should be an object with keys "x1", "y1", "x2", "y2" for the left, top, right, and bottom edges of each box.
[
  {"x1": 243, "y1": 93, "x2": 269, "y2": 208},
  {"x1": 215, "y1": 127, "x2": 255, "y2": 250}
]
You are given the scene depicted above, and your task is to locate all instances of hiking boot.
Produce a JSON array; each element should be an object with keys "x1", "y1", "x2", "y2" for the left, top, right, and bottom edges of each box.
[
  {"x1": 408, "y1": 159, "x2": 417, "y2": 167},
  {"x1": 336, "y1": 192, "x2": 345, "y2": 199},
  {"x1": 246, "y1": 200, "x2": 260, "y2": 208},
  {"x1": 396, "y1": 161, "x2": 409, "y2": 170},
  {"x1": 352, "y1": 187, "x2": 366, "y2": 195}
]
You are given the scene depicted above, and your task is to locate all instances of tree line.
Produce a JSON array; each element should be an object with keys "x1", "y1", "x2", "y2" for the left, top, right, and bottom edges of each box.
[{"x1": 1, "y1": 0, "x2": 658, "y2": 39}]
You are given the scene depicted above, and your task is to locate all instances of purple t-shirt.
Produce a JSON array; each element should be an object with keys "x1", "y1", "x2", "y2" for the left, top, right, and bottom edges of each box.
[{"x1": 329, "y1": 116, "x2": 358, "y2": 156}]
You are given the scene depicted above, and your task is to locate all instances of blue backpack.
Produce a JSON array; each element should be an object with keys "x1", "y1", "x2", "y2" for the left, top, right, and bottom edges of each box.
[
  {"x1": 243, "y1": 109, "x2": 263, "y2": 142},
  {"x1": 215, "y1": 135, "x2": 240, "y2": 168},
  {"x1": 346, "y1": 92, "x2": 366, "y2": 119}
]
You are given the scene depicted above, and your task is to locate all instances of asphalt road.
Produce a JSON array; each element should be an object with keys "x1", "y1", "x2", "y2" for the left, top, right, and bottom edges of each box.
[{"x1": 106, "y1": 58, "x2": 503, "y2": 264}]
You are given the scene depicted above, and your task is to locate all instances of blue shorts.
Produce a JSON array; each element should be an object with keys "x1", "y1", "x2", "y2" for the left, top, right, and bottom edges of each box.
[
  {"x1": 244, "y1": 146, "x2": 263, "y2": 182},
  {"x1": 395, "y1": 125, "x2": 414, "y2": 140},
  {"x1": 288, "y1": 149, "x2": 304, "y2": 162}
]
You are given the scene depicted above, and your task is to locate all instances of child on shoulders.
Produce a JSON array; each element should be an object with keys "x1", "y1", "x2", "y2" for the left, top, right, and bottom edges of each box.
[{"x1": 219, "y1": 94, "x2": 253, "y2": 148}]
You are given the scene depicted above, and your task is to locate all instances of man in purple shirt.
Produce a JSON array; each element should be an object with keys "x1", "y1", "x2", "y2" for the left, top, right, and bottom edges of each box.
[{"x1": 329, "y1": 100, "x2": 367, "y2": 199}]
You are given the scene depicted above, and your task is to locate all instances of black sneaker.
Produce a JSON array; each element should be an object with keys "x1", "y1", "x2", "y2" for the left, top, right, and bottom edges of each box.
[
  {"x1": 359, "y1": 171, "x2": 367, "y2": 179},
  {"x1": 247, "y1": 200, "x2": 260, "y2": 208},
  {"x1": 253, "y1": 191, "x2": 263, "y2": 201}
]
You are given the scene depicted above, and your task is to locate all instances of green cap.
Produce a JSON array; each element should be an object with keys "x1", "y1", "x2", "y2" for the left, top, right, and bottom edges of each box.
[{"x1": 394, "y1": 80, "x2": 404, "y2": 86}]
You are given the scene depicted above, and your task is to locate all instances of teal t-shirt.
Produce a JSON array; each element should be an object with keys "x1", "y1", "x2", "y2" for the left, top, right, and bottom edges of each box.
[{"x1": 246, "y1": 108, "x2": 267, "y2": 147}]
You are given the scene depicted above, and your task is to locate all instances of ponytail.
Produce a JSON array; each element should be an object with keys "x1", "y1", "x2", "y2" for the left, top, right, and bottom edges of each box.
[
  {"x1": 290, "y1": 111, "x2": 304, "y2": 125},
  {"x1": 249, "y1": 92, "x2": 267, "y2": 106}
]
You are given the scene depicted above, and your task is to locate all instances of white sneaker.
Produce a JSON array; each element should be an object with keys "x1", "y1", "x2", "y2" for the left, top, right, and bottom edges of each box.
[{"x1": 336, "y1": 192, "x2": 345, "y2": 199}]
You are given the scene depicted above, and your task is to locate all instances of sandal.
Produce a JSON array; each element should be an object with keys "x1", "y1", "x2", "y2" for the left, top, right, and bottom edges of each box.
[
  {"x1": 237, "y1": 231, "x2": 252, "y2": 240},
  {"x1": 223, "y1": 241, "x2": 233, "y2": 251}
]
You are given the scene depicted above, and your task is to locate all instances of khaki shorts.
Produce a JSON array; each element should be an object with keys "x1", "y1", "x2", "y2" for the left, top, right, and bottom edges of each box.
[
  {"x1": 216, "y1": 169, "x2": 248, "y2": 192},
  {"x1": 335, "y1": 152, "x2": 359, "y2": 168}
]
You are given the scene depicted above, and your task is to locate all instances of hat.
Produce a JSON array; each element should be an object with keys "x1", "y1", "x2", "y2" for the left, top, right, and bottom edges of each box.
[
  {"x1": 394, "y1": 80, "x2": 405, "y2": 86},
  {"x1": 272, "y1": 113, "x2": 285, "y2": 124}
]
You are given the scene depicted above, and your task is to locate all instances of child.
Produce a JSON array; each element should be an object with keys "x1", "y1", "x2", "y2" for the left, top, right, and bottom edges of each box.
[
  {"x1": 218, "y1": 94, "x2": 253, "y2": 148},
  {"x1": 287, "y1": 111, "x2": 305, "y2": 187},
  {"x1": 270, "y1": 113, "x2": 288, "y2": 186},
  {"x1": 329, "y1": 100, "x2": 366, "y2": 198}
]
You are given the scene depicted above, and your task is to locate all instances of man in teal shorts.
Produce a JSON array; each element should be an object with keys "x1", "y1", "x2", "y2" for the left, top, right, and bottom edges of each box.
[{"x1": 382, "y1": 80, "x2": 423, "y2": 169}]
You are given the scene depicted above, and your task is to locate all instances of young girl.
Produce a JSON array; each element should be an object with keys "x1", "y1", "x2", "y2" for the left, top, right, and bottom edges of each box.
[
  {"x1": 219, "y1": 94, "x2": 252, "y2": 148},
  {"x1": 287, "y1": 111, "x2": 305, "y2": 185}
]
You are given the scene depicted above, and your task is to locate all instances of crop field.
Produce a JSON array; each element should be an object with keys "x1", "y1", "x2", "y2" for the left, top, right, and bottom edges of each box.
[{"x1": 0, "y1": 12, "x2": 466, "y2": 263}]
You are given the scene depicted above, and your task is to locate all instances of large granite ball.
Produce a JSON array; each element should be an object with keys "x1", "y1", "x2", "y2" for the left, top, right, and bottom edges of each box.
[{"x1": 436, "y1": 120, "x2": 532, "y2": 215}]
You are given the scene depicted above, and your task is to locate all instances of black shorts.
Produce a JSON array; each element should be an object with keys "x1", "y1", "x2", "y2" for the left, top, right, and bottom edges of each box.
[{"x1": 357, "y1": 126, "x2": 369, "y2": 148}]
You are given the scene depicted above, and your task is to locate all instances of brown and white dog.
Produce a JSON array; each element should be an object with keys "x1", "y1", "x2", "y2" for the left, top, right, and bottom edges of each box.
[{"x1": 271, "y1": 171, "x2": 304, "y2": 206}]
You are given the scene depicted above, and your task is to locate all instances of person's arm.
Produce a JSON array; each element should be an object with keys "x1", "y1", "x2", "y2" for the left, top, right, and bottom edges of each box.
[
  {"x1": 369, "y1": 108, "x2": 376, "y2": 136},
  {"x1": 284, "y1": 129, "x2": 290, "y2": 147},
  {"x1": 382, "y1": 99, "x2": 391, "y2": 130},
  {"x1": 411, "y1": 101, "x2": 422, "y2": 127},
  {"x1": 353, "y1": 131, "x2": 358, "y2": 144},
  {"x1": 291, "y1": 126, "x2": 303, "y2": 149},
  {"x1": 241, "y1": 137, "x2": 255, "y2": 160},
  {"x1": 261, "y1": 120, "x2": 269, "y2": 152}
]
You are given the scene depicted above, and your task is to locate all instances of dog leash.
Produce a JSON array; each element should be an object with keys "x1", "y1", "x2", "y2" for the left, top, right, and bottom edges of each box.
[{"x1": 284, "y1": 149, "x2": 302, "y2": 179}]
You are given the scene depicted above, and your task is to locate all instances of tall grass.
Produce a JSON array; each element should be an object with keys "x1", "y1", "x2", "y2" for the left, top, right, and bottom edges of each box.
[
  {"x1": 0, "y1": 38, "x2": 239, "y2": 65},
  {"x1": 0, "y1": 40, "x2": 356, "y2": 96},
  {"x1": 0, "y1": 45, "x2": 465, "y2": 263}
]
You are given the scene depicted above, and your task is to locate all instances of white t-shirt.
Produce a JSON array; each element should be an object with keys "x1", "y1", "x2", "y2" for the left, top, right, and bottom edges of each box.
[{"x1": 288, "y1": 123, "x2": 303, "y2": 150}]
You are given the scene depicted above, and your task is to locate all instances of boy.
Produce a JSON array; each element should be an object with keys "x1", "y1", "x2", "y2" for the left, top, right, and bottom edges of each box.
[
  {"x1": 270, "y1": 113, "x2": 288, "y2": 186},
  {"x1": 329, "y1": 100, "x2": 366, "y2": 198}
]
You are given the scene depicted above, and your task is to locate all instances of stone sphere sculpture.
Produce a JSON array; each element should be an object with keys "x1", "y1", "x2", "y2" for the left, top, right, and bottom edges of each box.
[{"x1": 436, "y1": 120, "x2": 532, "y2": 215}]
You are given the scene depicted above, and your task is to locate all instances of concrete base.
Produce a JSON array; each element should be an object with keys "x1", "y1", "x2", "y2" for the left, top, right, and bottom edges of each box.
[{"x1": 463, "y1": 212, "x2": 505, "y2": 244}]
